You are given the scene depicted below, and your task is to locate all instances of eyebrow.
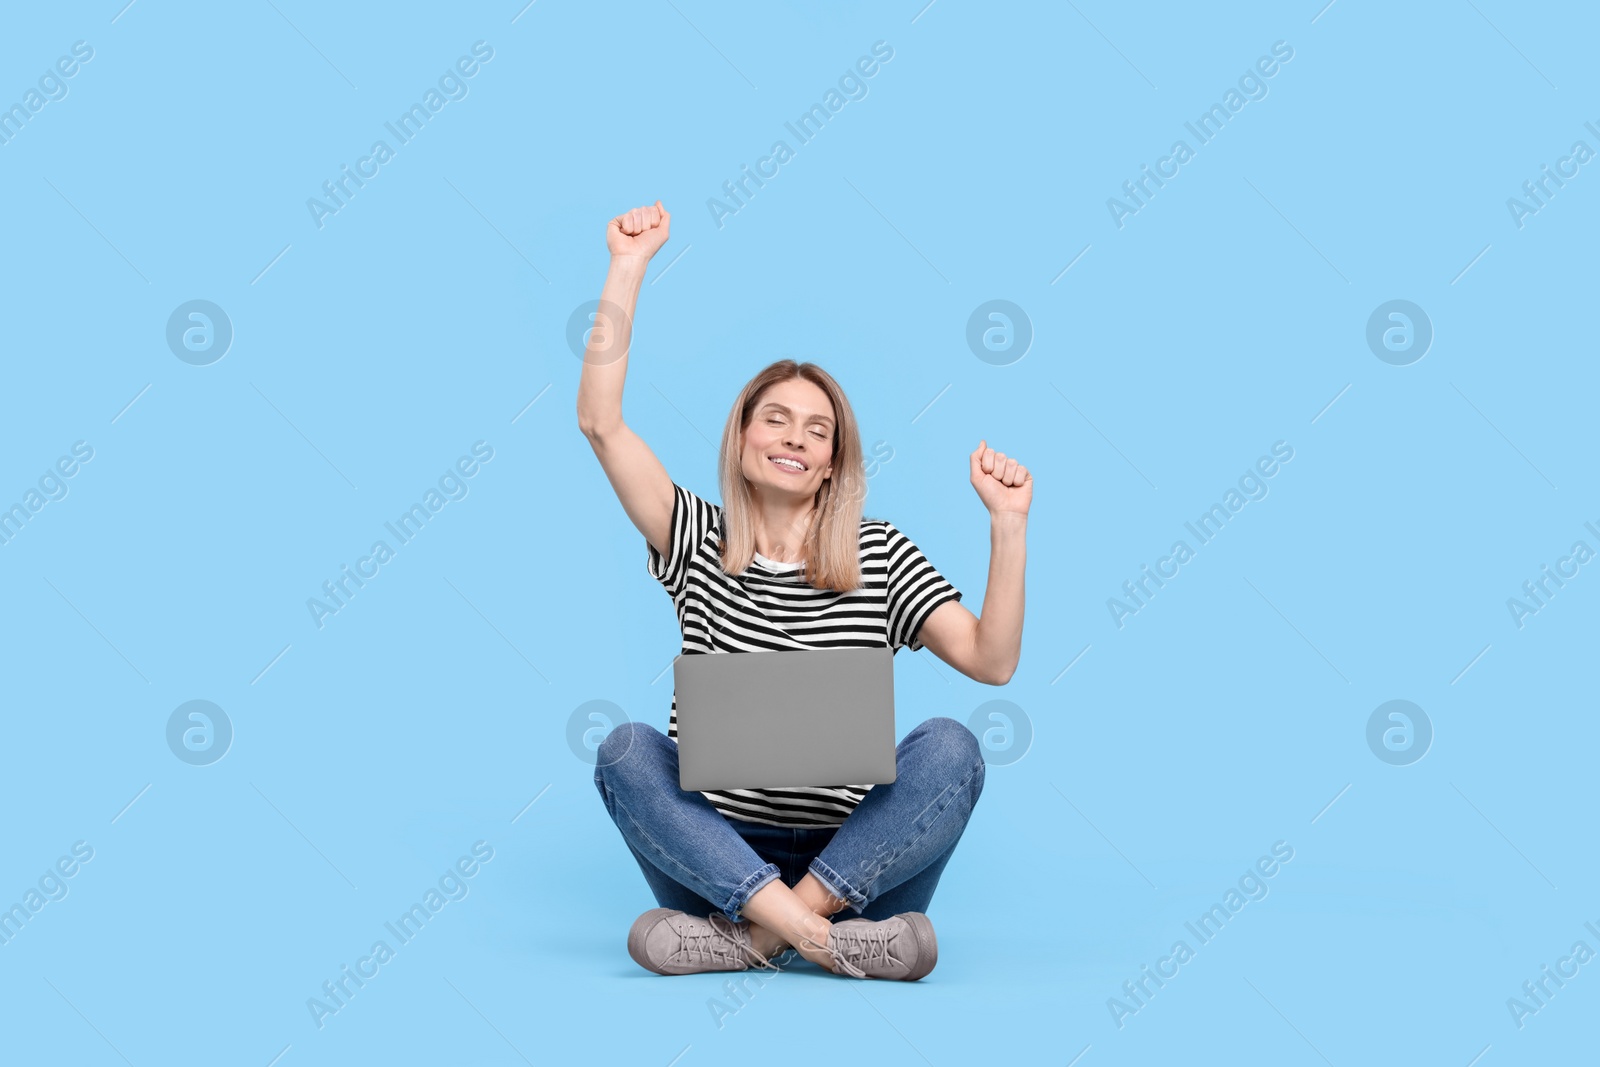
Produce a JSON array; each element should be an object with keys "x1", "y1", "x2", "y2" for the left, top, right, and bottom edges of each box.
[{"x1": 761, "y1": 402, "x2": 834, "y2": 428}]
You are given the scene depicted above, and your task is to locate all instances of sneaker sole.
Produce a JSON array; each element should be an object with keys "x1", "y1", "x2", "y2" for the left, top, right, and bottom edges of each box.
[{"x1": 627, "y1": 907, "x2": 680, "y2": 974}]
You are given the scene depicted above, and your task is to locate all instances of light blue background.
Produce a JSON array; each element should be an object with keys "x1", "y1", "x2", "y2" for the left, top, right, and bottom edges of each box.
[{"x1": 2, "y1": 1, "x2": 1596, "y2": 1064}]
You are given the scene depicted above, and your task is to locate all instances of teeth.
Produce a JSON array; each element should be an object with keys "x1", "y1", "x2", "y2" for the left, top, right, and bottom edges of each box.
[{"x1": 771, "y1": 457, "x2": 804, "y2": 470}]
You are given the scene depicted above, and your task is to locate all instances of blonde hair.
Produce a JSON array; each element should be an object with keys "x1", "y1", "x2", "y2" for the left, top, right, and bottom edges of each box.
[{"x1": 716, "y1": 360, "x2": 867, "y2": 592}]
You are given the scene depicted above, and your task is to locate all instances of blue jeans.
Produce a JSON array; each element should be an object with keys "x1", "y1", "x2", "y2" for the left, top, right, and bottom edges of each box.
[{"x1": 593, "y1": 716, "x2": 985, "y2": 925}]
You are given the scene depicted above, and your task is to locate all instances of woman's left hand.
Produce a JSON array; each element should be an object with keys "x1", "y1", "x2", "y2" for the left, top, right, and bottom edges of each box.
[{"x1": 970, "y1": 439, "x2": 1032, "y2": 517}]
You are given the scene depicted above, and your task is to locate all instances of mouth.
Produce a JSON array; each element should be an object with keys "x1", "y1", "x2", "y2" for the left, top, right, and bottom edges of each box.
[{"x1": 768, "y1": 455, "x2": 808, "y2": 475}]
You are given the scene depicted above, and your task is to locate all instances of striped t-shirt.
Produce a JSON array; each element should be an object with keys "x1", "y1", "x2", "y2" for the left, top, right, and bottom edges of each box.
[{"x1": 648, "y1": 481, "x2": 963, "y2": 828}]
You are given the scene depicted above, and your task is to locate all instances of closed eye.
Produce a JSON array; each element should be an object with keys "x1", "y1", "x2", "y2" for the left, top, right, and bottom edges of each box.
[{"x1": 770, "y1": 416, "x2": 829, "y2": 439}]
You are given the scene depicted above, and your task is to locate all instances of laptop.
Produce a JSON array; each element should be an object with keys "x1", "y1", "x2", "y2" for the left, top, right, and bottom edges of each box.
[{"x1": 673, "y1": 647, "x2": 898, "y2": 791}]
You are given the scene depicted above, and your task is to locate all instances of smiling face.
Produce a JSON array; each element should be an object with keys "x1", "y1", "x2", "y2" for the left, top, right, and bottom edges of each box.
[{"x1": 740, "y1": 377, "x2": 836, "y2": 502}]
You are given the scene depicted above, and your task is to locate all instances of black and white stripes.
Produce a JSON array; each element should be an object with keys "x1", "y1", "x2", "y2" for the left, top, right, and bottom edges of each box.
[{"x1": 647, "y1": 480, "x2": 962, "y2": 828}]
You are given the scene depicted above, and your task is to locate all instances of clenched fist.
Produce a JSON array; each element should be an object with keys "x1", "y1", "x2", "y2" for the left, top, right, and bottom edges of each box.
[
  {"x1": 970, "y1": 439, "x2": 1032, "y2": 517},
  {"x1": 608, "y1": 200, "x2": 671, "y2": 261}
]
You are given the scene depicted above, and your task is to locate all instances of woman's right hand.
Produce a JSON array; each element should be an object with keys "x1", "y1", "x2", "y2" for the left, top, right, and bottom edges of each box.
[{"x1": 607, "y1": 200, "x2": 671, "y2": 261}]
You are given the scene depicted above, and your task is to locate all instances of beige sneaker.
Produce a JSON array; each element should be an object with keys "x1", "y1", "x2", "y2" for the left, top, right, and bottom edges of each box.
[
  {"x1": 627, "y1": 908, "x2": 784, "y2": 976},
  {"x1": 809, "y1": 912, "x2": 939, "y2": 980}
]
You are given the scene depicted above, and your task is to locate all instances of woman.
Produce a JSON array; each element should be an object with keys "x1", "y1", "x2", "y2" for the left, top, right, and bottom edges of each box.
[{"x1": 579, "y1": 201, "x2": 1030, "y2": 981}]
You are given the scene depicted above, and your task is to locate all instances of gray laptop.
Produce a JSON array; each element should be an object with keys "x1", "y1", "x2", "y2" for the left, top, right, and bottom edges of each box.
[{"x1": 674, "y1": 647, "x2": 898, "y2": 791}]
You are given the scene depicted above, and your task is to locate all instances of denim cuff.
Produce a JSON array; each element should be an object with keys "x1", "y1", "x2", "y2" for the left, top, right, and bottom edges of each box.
[
  {"x1": 805, "y1": 858, "x2": 869, "y2": 917},
  {"x1": 723, "y1": 862, "x2": 783, "y2": 924}
]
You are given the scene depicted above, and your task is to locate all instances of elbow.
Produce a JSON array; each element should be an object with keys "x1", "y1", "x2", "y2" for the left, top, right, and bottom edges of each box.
[
  {"x1": 986, "y1": 658, "x2": 1018, "y2": 686},
  {"x1": 577, "y1": 412, "x2": 616, "y2": 442},
  {"x1": 969, "y1": 640, "x2": 1017, "y2": 685},
  {"x1": 974, "y1": 665, "x2": 1009, "y2": 686},
  {"x1": 576, "y1": 394, "x2": 619, "y2": 440}
]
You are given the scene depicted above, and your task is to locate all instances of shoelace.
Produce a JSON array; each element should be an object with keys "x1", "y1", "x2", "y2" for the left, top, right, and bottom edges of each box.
[
  {"x1": 826, "y1": 922, "x2": 901, "y2": 976},
  {"x1": 789, "y1": 926, "x2": 872, "y2": 979},
  {"x1": 671, "y1": 913, "x2": 784, "y2": 973}
]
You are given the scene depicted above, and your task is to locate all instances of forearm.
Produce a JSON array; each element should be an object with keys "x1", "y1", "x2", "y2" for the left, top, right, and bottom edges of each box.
[
  {"x1": 972, "y1": 511, "x2": 1026, "y2": 683},
  {"x1": 576, "y1": 255, "x2": 648, "y2": 435}
]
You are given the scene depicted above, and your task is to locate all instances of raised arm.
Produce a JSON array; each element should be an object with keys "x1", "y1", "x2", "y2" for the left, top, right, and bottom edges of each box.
[
  {"x1": 915, "y1": 440, "x2": 1030, "y2": 685},
  {"x1": 576, "y1": 201, "x2": 678, "y2": 559}
]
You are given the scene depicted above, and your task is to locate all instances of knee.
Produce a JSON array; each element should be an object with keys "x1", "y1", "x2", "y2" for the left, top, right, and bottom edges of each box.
[
  {"x1": 915, "y1": 716, "x2": 983, "y2": 771},
  {"x1": 909, "y1": 717, "x2": 985, "y2": 810},
  {"x1": 594, "y1": 720, "x2": 663, "y2": 776}
]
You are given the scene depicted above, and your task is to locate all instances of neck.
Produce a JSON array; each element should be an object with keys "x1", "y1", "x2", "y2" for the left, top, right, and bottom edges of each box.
[{"x1": 750, "y1": 496, "x2": 815, "y2": 562}]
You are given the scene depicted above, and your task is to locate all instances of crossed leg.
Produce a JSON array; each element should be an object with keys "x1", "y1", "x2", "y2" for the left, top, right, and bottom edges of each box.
[
  {"x1": 741, "y1": 873, "x2": 851, "y2": 966},
  {"x1": 595, "y1": 717, "x2": 983, "y2": 972}
]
